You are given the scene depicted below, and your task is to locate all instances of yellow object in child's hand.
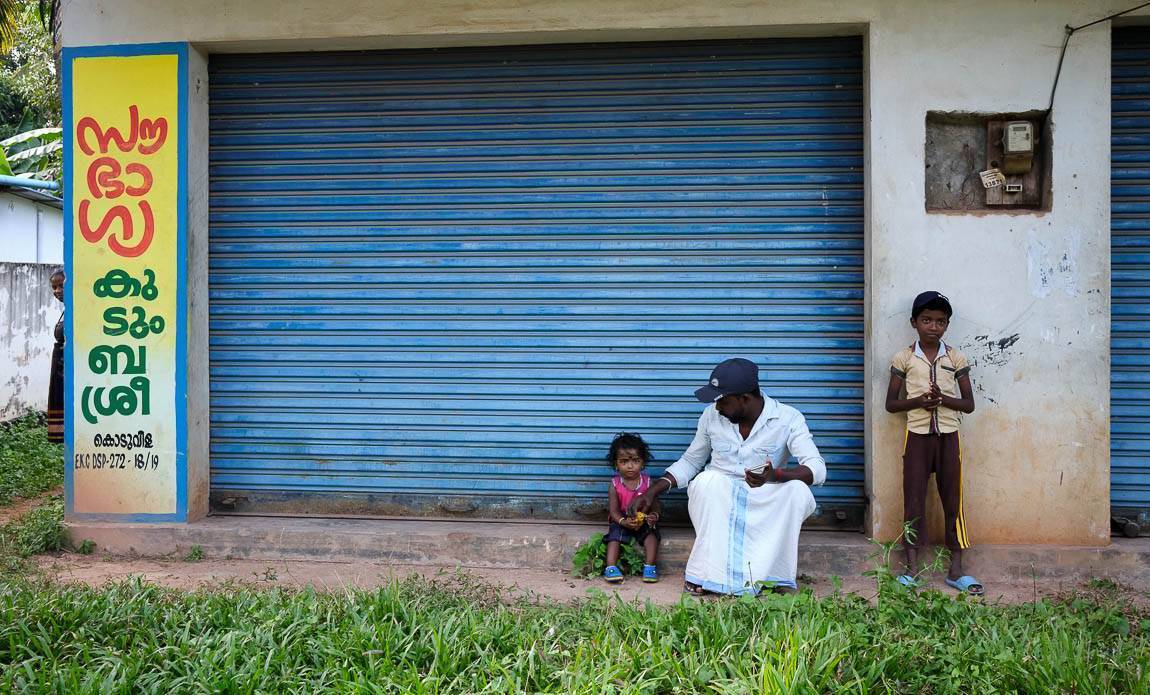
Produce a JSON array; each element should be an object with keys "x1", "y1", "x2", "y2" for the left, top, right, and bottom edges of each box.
[{"x1": 625, "y1": 511, "x2": 647, "y2": 526}]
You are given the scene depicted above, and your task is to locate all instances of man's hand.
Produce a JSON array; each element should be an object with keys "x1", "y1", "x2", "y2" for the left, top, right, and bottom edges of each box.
[
  {"x1": 745, "y1": 460, "x2": 773, "y2": 488},
  {"x1": 646, "y1": 511, "x2": 659, "y2": 528},
  {"x1": 627, "y1": 476, "x2": 673, "y2": 515},
  {"x1": 619, "y1": 516, "x2": 642, "y2": 531},
  {"x1": 627, "y1": 492, "x2": 654, "y2": 516}
]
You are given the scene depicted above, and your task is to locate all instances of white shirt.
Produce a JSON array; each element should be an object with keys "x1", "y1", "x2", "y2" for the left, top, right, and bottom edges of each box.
[
  {"x1": 914, "y1": 338, "x2": 948, "y2": 364},
  {"x1": 663, "y1": 392, "x2": 827, "y2": 488}
]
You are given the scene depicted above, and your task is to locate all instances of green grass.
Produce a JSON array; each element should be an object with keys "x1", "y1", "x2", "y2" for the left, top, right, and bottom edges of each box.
[
  {"x1": 0, "y1": 497, "x2": 64, "y2": 576},
  {"x1": 0, "y1": 412, "x2": 66, "y2": 577},
  {"x1": 0, "y1": 572, "x2": 1145, "y2": 693},
  {"x1": 0, "y1": 411, "x2": 63, "y2": 506}
]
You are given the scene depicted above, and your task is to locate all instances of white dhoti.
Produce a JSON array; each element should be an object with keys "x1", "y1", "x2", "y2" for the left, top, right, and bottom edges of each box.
[{"x1": 684, "y1": 470, "x2": 817, "y2": 594}]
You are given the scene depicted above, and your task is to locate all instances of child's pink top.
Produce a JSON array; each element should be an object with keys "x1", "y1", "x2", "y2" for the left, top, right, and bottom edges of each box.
[{"x1": 612, "y1": 473, "x2": 650, "y2": 513}]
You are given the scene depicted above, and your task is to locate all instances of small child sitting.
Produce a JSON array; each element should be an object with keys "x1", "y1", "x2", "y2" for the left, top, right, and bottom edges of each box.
[{"x1": 603, "y1": 432, "x2": 660, "y2": 583}]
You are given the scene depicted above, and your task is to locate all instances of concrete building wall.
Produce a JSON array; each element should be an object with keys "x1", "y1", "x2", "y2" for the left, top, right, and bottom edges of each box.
[
  {"x1": 1, "y1": 263, "x2": 62, "y2": 419},
  {"x1": 0, "y1": 192, "x2": 63, "y2": 264},
  {"x1": 60, "y1": 0, "x2": 1137, "y2": 545},
  {"x1": 186, "y1": 46, "x2": 212, "y2": 521}
]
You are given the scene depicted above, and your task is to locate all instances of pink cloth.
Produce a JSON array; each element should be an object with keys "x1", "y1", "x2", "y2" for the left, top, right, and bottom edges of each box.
[{"x1": 612, "y1": 473, "x2": 650, "y2": 512}]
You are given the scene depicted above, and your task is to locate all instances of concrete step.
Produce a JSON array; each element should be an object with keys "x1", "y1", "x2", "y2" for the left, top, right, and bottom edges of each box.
[{"x1": 66, "y1": 515, "x2": 1150, "y2": 585}]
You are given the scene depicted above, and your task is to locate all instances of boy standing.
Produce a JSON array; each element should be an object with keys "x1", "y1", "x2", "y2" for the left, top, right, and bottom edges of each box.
[{"x1": 885, "y1": 291, "x2": 983, "y2": 596}]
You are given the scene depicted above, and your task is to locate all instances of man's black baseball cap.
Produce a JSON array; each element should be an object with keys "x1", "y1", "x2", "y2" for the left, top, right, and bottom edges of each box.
[
  {"x1": 694, "y1": 358, "x2": 760, "y2": 402},
  {"x1": 911, "y1": 291, "x2": 953, "y2": 318}
]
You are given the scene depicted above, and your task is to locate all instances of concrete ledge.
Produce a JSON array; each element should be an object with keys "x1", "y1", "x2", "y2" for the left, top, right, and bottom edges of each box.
[{"x1": 66, "y1": 516, "x2": 1150, "y2": 584}]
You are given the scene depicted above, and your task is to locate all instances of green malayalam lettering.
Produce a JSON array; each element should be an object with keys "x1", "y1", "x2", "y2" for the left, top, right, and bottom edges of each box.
[
  {"x1": 89, "y1": 345, "x2": 147, "y2": 375},
  {"x1": 93, "y1": 268, "x2": 159, "y2": 301},
  {"x1": 80, "y1": 376, "x2": 151, "y2": 425}
]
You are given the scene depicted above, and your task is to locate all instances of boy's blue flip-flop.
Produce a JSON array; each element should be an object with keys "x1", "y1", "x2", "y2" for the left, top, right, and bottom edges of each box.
[
  {"x1": 642, "y1": 564, "x2": 659, "y2": 583},
  {"x1": 945, "y1": 575, "x2": 984, "y2": 596},
  {"x1": 896, "y1": 574, "x2": 919, "y2": 588},
  {"x1": 603, "y1": 565, "x2": 624, "y2": 583}
]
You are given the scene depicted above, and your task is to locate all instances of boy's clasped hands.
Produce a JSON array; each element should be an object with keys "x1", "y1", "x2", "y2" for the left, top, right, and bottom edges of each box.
[{"x1": 914, "y1": 382, "x2": 944, "y2": 411}]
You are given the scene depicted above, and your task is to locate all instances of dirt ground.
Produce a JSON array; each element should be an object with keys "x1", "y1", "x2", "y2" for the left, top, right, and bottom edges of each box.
[
  {"x1": 7, "y1": 494, "x2": 1144, "y2": 608},
  {"x1": 33, "y1": 552, "x2": 1141, "y2": 607},
  {"x1": 0, "y1": 488, "x2": 61, "y2": 526}
]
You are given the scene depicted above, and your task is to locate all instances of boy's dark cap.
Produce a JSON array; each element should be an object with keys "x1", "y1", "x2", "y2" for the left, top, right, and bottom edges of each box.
[
  {"x1": 912, "y1": 291, "x2": 952, "y2": 316},
  {"x1": 694, "y1": 358, "x2": 759, "y2": 402}
]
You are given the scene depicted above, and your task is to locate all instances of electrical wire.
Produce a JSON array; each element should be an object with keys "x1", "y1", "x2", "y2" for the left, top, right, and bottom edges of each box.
[
  {"x1": 1071, "y1": 1, "x2": 1150, "y2": 33},
  {"x1": 1049, "y1": 1, "x2": 1150, "y2": 112}
]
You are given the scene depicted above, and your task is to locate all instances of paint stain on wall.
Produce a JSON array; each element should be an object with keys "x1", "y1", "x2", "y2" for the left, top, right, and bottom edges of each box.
[
  {"x1": 1, "y1": 263, "x2": 59, "y2": 419},
  {"x1": 1027, "y1": 229, "x2": 1078, "y2": 298},
  {"x1": 968, "y1": 333, "x2": 1022, "y2": 368}
]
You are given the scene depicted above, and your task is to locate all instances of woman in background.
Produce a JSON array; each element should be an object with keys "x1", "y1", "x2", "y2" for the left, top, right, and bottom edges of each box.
[{"x1": 47, "y1": 268, "x2": 65, "y2": 444}]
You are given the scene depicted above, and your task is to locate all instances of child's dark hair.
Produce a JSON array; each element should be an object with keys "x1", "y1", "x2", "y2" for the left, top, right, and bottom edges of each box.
[
  {"x1": 911, "y1": 297, "x2": 952, "y2": 320},
  {"x1": 606, "y1": 432, "x2": 652, "y2": 467}
]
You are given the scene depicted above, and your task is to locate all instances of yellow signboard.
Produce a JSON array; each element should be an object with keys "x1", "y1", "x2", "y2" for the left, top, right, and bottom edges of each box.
[{"x1": 66, "y1": 46, "x2": 186, "y2": 519}]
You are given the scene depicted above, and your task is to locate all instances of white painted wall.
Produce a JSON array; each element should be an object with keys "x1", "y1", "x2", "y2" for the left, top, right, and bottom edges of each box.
[
  {"x1": 865, "y1": 4, "x2": 1114, "y2": 547},
  {"x1": 60, "y1": 0, "x2": 1143, "y2": 544},
  {"x1": 0, "y1": 192, "x2": 63, "y2": 264},
  {"x1": 1, "y1": 263, "x2": 62, "y2": 419}
]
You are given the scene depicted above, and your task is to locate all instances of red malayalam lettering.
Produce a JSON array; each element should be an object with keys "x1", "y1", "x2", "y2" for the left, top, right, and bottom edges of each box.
[
  {"x1": 76, "y1": 105, "x2": 168, "y2": 257},
  {"x1": 78, "y1": 199, "x2": 155, "y2": 258},
  {"x1": 76, "y1": 105, "x2": 168, "y2": 156},
  {"x1": 86, "y1": 158, "x2": 154, "y2": 200}
]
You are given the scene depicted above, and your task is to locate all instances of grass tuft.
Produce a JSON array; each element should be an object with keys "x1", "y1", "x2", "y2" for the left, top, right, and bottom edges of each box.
[
  {"x1": 0, "y1": 497, "x2": 63, "y2": 577},
  {"x1": 0, "y1": 412, "x2": 63, "y2": 506}
]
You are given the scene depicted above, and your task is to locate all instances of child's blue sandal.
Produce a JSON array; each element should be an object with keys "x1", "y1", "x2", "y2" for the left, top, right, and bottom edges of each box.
[
  {"x1": 945, "y1": 575, "x2": 984, "y2": 596},
  {"x1": 603, "y1": 565, "x2": 624, "y2": 583},
  {"x1": 896, "y1": 574, "x2": 919, "y2": 588},
  {"x1": 642, "y1": 564, "x2": 658, "y2": 583}
]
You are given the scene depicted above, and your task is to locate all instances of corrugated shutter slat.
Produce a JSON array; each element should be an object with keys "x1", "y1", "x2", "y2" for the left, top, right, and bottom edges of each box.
[{"x1": 208, "y1": 38, "x2": 865, "y2": 521}]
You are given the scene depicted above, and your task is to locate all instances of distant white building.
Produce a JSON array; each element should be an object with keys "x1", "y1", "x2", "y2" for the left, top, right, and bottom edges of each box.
[{"x1": 0, "y1": 186, "x2": 63, "y2": 264}]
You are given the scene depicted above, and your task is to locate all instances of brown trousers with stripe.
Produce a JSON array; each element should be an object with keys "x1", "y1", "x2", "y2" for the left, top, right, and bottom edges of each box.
[{"x1": 902, "y1": 431, "x2": 970, "y2": 551}]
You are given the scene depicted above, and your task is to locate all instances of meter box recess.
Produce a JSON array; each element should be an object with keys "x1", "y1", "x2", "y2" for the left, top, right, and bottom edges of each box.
[{"x1": 985, "y1": 117, "x2": 1044, "y2": 208}]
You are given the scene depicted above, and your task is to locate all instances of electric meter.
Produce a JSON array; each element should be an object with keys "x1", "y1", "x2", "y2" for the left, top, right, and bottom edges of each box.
[
  {"x1": 1001, "y1": 121, "x2": 1035, "y2": 175},
  {"x1": 1004, "y1": 122, "x2": 1033, "y2": 154}
]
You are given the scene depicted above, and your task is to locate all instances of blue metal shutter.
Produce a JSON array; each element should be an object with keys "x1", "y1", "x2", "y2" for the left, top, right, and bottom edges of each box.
[
  {"x1": 1113, "y1": 28, "x2": 1150, "y2": 526},
  {"x1": 208, "y1": 38, "x2": 864, "y2": 524}
]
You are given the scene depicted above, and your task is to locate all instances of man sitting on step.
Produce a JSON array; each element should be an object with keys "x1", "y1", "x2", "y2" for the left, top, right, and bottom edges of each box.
[{"x1": 628, "y1": 358, "x2": 825, "y2": 595}]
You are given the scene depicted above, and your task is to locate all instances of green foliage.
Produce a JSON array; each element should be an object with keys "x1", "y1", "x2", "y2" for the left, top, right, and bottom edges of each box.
[
  {"x1": 0, "y1": 570, "x2": 1146, "y2": 693},
  {"x1": 0, "y1": 411, "x2": 63, "y2": 506},
  {"x1": 0, "y1": 412, "x2": 65, "y2": 578},
  {"x1": 76, "y1": 539, "x2": 96, "y2": 555},
  {"x1": 864, "y1": 520, "x2": 948, "y2": 593},
  {"x1": 0, "y1": 495, "x2": 63, "y2": 575},
  {"x1": 570, "y1": 532, "x2": 646, "y2": 578},
  {"x1": 184, "y1": 545, "x2": 204, "y2": 562},
  {"x1": 1, "y1": 496, "x2": 62, "y2": 557},
  {"x1": 0, "y1": 1, "x2": 57, "y2": 137},
  {"x1": 0, "y1": 124, "x2": 60, "y2": 186},
  {"x1": 0, "y1": 75, "x2": 29, "y2": 142}
]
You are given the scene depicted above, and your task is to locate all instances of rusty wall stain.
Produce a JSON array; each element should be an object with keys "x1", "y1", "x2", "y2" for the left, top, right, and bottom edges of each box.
[{"x1": 1, "y1": 263, "x2": 60, "y2": 419}]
